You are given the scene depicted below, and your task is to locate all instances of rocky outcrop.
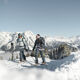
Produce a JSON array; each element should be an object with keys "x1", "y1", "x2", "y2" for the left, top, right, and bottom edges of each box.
[{"x1": 48, "y1": 44, "x2": 77, "y2": 59}]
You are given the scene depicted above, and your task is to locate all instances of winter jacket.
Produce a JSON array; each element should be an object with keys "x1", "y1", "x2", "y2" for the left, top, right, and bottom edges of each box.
[
  {"x1": 17, "y1": 38, "x2": 26, "y2": 48},
  {"x1": 33, "y1": 37, "x2": 45, "y2": 51}
]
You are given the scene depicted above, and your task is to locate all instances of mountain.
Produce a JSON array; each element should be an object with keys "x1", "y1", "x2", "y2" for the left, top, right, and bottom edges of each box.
[
  {"x1": 0, "y1": 31, "x2": 80, "y2": 51},
  {"x1": 0, "y1": 32, "x2": 12, "y2": 48},
  {"x1": 45, "y1": 35, "x2": 80, "y2": 48}
]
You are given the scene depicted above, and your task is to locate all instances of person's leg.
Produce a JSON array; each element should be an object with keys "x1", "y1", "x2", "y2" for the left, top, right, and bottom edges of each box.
[
  {"x1": 20, "y1": 50, "x2": 22, "y2": 61},
  {"x1": 40, "y1": 50, "x2": 45, "y2": 63},
  {"x1": 35, "y1": 48, "x2": 39, "y2": 64},
  {"x1": 22, "y1": 50, "x2": 26, "y2": 61}
]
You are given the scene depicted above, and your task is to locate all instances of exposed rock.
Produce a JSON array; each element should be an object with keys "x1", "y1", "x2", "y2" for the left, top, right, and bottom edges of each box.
[{"x1": 48, "y1": 44, "x2": 73, "y2": 59}]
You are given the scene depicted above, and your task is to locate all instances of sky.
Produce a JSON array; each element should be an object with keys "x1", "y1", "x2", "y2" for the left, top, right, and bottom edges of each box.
[{"x1": 0, "y1": 0, "x2": 80, "y2": 37}]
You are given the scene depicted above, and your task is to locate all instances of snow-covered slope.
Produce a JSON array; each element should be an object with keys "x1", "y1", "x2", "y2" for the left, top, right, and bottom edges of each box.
[
  {"x1": 0, "y1": 32, "x2": 12, "y2": 48},
  {"x1": 23, "y1": 31, "x2": 35, "y2": 50},
  {"x1": 0, "y1": 51, "x2": 80, "y2": 80}
]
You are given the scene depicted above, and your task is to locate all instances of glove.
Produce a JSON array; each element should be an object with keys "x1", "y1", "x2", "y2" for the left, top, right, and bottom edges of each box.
[
  {"x1": 24, "y1": 48, "x2": 28, "y2": 52},
  {"x1": 31, "y1": 50, "x2": 34, "y2": 57}
]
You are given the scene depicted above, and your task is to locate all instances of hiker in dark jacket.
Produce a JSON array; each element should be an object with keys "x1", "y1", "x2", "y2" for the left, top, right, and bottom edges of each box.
[{"x1": 32, "y1": 34, "x2": 46, "y2": 65}]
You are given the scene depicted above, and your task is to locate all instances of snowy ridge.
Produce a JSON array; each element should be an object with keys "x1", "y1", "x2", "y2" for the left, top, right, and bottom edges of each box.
[
  {"x1": 45, "y1": 35, "x2": 80, "y2": 48},
  {"x1": 0, "y1": 31, "x2": 80, "y2": 50},
  {"x1": 23, "y1": 31, "x2": 35, "y2": 50},
  {"x1": 0, "y1": 32, "x2": 12, "y2": 48}
]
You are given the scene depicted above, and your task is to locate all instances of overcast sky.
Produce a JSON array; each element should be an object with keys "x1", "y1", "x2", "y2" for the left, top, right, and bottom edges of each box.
[{"x1": 0, "y1": 0, "x2": 80, "y2": 37}]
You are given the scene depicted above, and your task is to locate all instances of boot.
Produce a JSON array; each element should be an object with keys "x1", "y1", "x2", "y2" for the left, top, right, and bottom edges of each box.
[
  {"x1": 35, "y1": 60, "x2": 39, "y2": 65},
  {"x1": 41, "y1": 62, "x2": 46, "y2": 65}
]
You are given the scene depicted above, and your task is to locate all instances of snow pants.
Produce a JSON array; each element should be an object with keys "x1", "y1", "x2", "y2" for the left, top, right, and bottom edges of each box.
[
  {"x1": 35, "y1": 48, "x2": 45, "y2": 64},
  {"x1": 19, "y1": 48, "x2": 26, "y2": 61}
]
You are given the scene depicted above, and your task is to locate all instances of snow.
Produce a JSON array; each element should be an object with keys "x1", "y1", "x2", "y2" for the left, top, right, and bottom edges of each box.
[
  {"x1": 0, "y1": 32, "x2": 12, "y2": 48},
  {"x1": 0, "y1": 51, "x2": 80, "y2": 80}
]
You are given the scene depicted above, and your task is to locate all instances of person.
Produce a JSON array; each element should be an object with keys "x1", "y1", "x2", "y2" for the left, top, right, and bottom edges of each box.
[
  {"x1": 32, "y1": 34, "x2": 46, "y2": 65},
  {"x1": 17, "y1": 33, "x2": 27, "y2": 62},
  {"x1": 10, "y1": 42, "x2": 15, "y2": 61},
  {"x1": 10, "y1": 43, "x2": 14, "y2": 52}
]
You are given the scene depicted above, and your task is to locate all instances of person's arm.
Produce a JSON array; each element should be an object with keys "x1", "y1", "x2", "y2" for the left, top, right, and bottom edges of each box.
[
  {"x1": 17, "y1": 38, "x2": 19, "y2": 43},
  {"x1": 33, "y1": 41, "x2": 36, "y2": 51},
  {"x1": 23, "y1": 38, "x2": 27, "y2": 48}
]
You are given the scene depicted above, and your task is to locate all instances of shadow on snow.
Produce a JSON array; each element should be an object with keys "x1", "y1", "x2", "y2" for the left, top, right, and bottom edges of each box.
[{"x1": 21, "y1": 53, "x2": 77, "y2": 71}]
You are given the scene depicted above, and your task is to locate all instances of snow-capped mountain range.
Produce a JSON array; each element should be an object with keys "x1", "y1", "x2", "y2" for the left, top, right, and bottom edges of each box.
[{"x1": 0, "y1": 31, "x2": 80, "y2": 50}]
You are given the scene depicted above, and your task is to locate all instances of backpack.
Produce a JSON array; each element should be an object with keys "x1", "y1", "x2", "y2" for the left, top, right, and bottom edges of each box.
[{"x1": 39, "y1": 37, "x2": 45, "y2": 47}]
